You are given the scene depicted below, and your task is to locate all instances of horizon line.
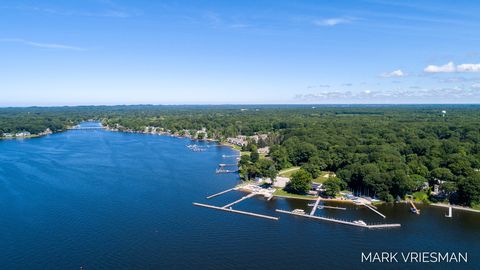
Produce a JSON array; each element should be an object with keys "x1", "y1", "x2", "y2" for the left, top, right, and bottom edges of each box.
[{"x1": 1, "y1": 103, "x2": 480, "y2": 109}]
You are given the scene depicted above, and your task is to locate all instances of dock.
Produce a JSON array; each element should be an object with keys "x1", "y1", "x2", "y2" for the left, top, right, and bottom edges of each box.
[
  {"x1": 409, "y1": 200, "x2": 420, "y2": 214},
  {"x1": 362, "y1": 203, "x2": 386, "y2": 218},
  {"x1": 222, "y1": 193, "x2": 256, "y2": 208},
  {"x1": 206, "y1": 187, "x2": 237, "y2": 199},
  {"x1": 276, "y1": 209, "x2": 400, "y2": 229},
  {"x1": 216, "y1": 168, "x2": 238, "y2": 174},
  {"x1": 194, "y1": 203, "x2": 279, "y2": 220},
  {"x1": 219, "y1": 163, "x2": 237, "y2": 167},
  {"x1": 309, "y1": 196, "x2": 322, "y2": 216},
  {"x1": 307, "y1": 205, "x2": 347, "y2": 210},
  {"x1": 222, "y1": 155, "x2": 240, "y2": 158}
]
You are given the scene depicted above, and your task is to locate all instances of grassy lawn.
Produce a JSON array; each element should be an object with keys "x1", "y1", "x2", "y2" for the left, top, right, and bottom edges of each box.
[
  {"x1": 273, "y1": 188, "x2": 316, "y2": 200},
  {"x1": 412, "y1": 191, "x2": 430, "y2": 203},
  {"x1": 278, "y1": 166, "x2": 300, "y2": 177}
]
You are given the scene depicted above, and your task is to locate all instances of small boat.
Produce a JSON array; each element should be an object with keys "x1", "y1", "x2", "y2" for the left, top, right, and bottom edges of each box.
[
  {"x1": 292, "y1": 209, "x2": 306, "y2": 214},
  {"x1": 410, "y1": 207, "x2": 420, "y2": 214},
  {"x1": 353, "y1": 220, "x2": 367, "y2": 226}
]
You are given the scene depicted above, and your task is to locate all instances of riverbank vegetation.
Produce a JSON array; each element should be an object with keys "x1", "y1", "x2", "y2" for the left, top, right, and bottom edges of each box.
[{"x1": 1, "y1": 105, "x2": 479, "y2": 207}]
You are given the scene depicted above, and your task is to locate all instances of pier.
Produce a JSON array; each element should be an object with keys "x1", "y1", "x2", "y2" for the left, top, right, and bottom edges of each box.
[
  {"x1": 307, "y1": 204, "x2": 347, "y2": 210},
  {"x1": 275, "y1": 209, "x2": 400, "y2": 229},
  {"x1": 222, "y1": 193, "x2": 256, "y2": 208},
  {"x1": 409, "y1": 200, "x2": 420, "y2": 214},
  {"x1": 309, "y1": 197, "x2": 322, "y2": 216},
  {"x1": 222, "y1": 155, "x2": 240, "y2": 158},
  {"x1": 216, "y1": 168, "x2": 238, "y2": 174},
  {"x1": 193, "y1": 203, "x2": 279, "y2": 220},
  {"x1": 445, "y1": 206, "x2": 452, "y2": 218},
  {"x1": 206, "y1": 187, "x2": 237, "y2": 199},
  {"x1": 362, "y1": 203, "x2": 386, "y2": 218}
]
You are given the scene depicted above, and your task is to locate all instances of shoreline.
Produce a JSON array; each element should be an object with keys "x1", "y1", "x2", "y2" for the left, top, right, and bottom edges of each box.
[{"x1": 4, "y1": 123, "x2": 479, "y2": 214}]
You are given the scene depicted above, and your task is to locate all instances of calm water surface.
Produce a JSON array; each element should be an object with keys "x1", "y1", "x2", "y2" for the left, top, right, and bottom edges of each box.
[{"x1": 0, "y1": 123, "x2": 479, "y2": 269}]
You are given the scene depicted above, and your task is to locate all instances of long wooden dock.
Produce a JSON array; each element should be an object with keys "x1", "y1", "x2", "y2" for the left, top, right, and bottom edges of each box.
[
  {"x1": 206, "y1": 188, "x2": 237, "y2": 199},
  {"x1": 222, "y1": 193, "x2": 256, "y2": 208},
  {"x1": 362, "y1": 203, "x2": 386, "y2": 218},
  {"x1": 409, "y1": 200, "x2": 420, "y2": 214},
  {"x1": 275, "y1": 209, "x2": 401, "y2": 229},
  {"x1": 193, "y1": 203, "x2": 279, "y2": 220}
]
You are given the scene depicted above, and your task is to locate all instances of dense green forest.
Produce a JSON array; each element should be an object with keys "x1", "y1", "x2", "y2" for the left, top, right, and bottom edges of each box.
[{"x1": 1, "y1": 105, "x2": 479, "y2": 207}]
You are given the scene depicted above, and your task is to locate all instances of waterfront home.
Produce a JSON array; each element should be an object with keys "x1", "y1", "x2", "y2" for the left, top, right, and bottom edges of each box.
[
  {"x1": 2, "y1": 133, "x2": 14, "y2": 138},
  {"x1": 258, "y1": 146, "x2": 270, "y2": 155},
  {"x1": 250, "y1": 134, "x2": 268, "y2": 143},
  {"x1": 195, "y1": 128, "x2": 208, "y2": 139},
  {"x1": 226, "y1": 136, "x2": 248, "y2": 146},
  {"x1": 40, "y1": 128, "x2": 53, "y2": 135},
  {"x1": 311, "y1": 182, "x2": 323, "y2": 191},
  {"x1": 15, "y1": 131, "x2": 31, "y2": 137}
]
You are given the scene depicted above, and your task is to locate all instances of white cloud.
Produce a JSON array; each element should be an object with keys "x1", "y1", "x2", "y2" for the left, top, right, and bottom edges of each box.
[
  {"x1": 424, "y1": 62, "x2": 455, "y2": 73},
  {"x1": 424, "y1": 62, "x2": 480, "y2": 73},
  {"x1": 472, "y1": 83, "x2": 480, "y2": 89},
  {"x1": 313, "y1": 17, "x2": 352, "y2": 26},
  {"x1": 457, "y1": 63, "x2": 480, "y2": 72},
  {"x1": 0, "y1": 38, "x2": 86, "y2": 51},
  {"x1": 381, "y1": 69, "x2": 405, "y2": 77}
]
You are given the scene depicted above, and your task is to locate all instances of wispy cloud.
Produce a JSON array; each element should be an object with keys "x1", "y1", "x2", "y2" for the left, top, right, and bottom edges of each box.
[
  {"x1": 424, "y1": 62, "x2": 480, "y2": 73},
  {"x1": 381, "y1": 69, "x2": 405, "y2": 78},
  {"x1": 0, "y1": 38, "x2": 86, "y2": 51},
  {"x1": 3, "y1": 2, "x2": 136, "y2": 18},
  {"x1": 307, "y1": 84, "x2": 331, "y2": 89},
  {"x1": 295, "y1": 85, "x2": 480, "y2": 101},
  {"x1": 313, "y1": 17, "x2": 354, "y2": 26},
  {"x1": 202, "y1": 11, "x2": 250, "y2": 29}
]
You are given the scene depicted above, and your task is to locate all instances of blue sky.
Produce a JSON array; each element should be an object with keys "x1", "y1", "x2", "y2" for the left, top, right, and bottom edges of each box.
[{"x1": 1, "y1": 0, "x2": 480, "y2": 105}]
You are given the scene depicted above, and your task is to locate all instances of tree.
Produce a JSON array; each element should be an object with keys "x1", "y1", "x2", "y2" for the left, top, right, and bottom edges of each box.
[
  {"x1": 457, "y1": 174, "x2": 480, "y2": 206},
  {"x1": 323, "y1": 177, "x2": 347, "y2": 197},
  {"x1": 301, "y1": 156, "x2": 327, "y2": 178},
  {"x1": 270, "y1": 145, "x2": 291, "y2": 170},
  {"x1": 286, "y1": 169, "x2": 312, "y2": 194},
  {"x1": 429, "y1": 168, "x2": 454, "y2": 183},
  {"x1": 256, "y1": 159, "x2": 277, "y2": 180},
  {"x1": 250, "y1": 149, "x2": 260, "y2": 163}
]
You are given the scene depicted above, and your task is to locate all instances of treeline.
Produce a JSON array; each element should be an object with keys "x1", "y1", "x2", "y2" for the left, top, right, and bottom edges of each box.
[{"x1": 1, "y1": 105, "x2": 479, "y2": 207}]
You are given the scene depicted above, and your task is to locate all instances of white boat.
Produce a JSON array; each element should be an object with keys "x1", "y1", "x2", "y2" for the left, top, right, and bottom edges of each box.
[
  {"x1": 353, "y1": 220, "x2": 367, "y2": 226},
  {"x1": 292, "y1": 209, "x2": 305, "y2": 214}
]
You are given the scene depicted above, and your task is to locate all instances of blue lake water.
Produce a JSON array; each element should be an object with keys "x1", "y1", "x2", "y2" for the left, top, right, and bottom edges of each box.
[{"x1": 0, "y1": 123, "x2": 479, "y2": 269}]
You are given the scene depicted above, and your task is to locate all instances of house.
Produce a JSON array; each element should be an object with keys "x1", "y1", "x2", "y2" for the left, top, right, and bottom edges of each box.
[
  {"x1": 15, "y1": 131, "x2": 31, "y2": 137},
  {"x1": 195, "y1": 128, "x2": 208, "y2": 139},
  {"x1": 250, "y1": 134, "x2": 268, "y2": 143},
  {"x1": 258, "y1": 146, "x2": 270, "y2": 155},
  {"x1": 226, "y1": 136, "x2": 248, "y2": 146},
  {"x1": 2, "y1": 133, "x2": 13, "y2": 138},
  {"x1": 311, "y1": 182, "x2": 323, "y2": 191}
]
